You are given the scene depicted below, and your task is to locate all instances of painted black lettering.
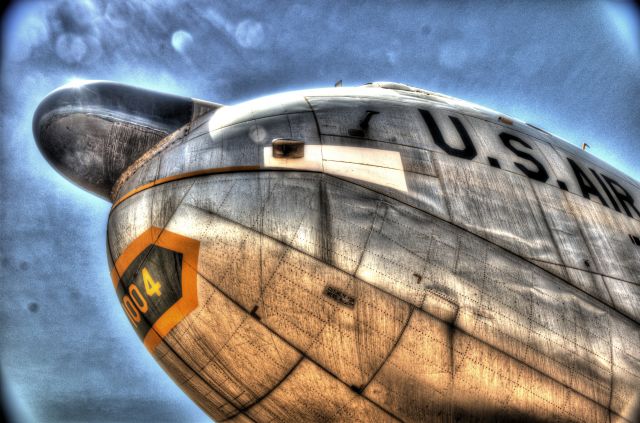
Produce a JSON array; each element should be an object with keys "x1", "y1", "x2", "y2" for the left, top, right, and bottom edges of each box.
[
  {"x1": 499, "y1": 133, "x2": 549, "y2": 182},
  {"x1": 601, "y1": 174, "x2": 640, "y2": 219},
  {"x1": 567, "y1": 158, "x2": 609, "y2": 207},
  {"x1": 589, "y1": 169, "x2": 620, "y2": 212},
  {"x1": 419, "y1": 109, "x2": 477, "y2": 160}
]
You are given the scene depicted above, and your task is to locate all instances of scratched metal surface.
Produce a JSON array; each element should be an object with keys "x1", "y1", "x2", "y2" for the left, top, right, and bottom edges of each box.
[
  {"x1": 108, "y1": 172, "x2": 640, "y2": 422},
  {"x1": 83, "y1": 83, "x2": 640, "y2": 421}
]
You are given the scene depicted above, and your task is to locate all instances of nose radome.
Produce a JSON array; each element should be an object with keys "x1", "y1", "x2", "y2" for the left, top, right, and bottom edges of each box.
[{"x1": 33, "y1": 80, "x2": 221, "y2": 199}]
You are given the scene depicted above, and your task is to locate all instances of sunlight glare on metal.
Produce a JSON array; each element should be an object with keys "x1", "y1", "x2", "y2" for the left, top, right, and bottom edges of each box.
[{"x1": 62, "y1": 78, "x2": 92, "y2": 89}]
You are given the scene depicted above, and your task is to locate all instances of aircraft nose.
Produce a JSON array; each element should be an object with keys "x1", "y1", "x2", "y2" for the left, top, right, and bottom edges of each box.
[{"x1": 33, "y1": 81, "x2": 198, "y2": 199}]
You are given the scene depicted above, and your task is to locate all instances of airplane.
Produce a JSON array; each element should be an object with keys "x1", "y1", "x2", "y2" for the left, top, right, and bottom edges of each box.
[{"x1": 33, "y1": 80, "x2": 640, "y2": 422}]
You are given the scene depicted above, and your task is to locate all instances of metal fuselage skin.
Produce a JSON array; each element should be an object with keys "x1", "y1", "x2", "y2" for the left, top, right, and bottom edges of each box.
[{"x1": 39, "y1": 83, "x2": 640, "y2": 422}]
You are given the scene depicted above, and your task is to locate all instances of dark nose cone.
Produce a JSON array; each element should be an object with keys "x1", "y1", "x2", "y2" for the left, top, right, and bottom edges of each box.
[{"x1": 33, "y1": 81, "x2": 196, "y2": 199}]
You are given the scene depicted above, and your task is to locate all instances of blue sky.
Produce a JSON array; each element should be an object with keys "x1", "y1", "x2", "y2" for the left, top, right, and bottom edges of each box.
[{"x1": 1, "y1": 1, "x2": 638, "y2": 421}]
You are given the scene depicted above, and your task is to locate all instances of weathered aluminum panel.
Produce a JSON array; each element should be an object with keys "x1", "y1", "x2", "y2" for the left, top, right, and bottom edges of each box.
[
  {"x1": 604, "y1": 276, "x2": 640, "y2": 322},
  {"x1": 304, "y1": 93, "x2": 640, "y2": 325},
  {"x1": 112, "y1": 111, "x2": 321, "y2": 205},
  {"x1": 244, "y1": 359, "x2": 395, "y2": 422},
  {"x1": 162, "y1": 275, "x2": 302, "y2": 412},
  {"x1": 529, "y1": 182, "x2": 613, "y2": 300},
  {"x1": 355, "y1": 189, "x2": 633, "y2": 418},
  {"x1": 434, "y1": 152, "x2": 563, "y2": 266},
  {"x1": 115, "y1": 153, "x2": 162, "y2": 199},
  {"x1": 107, "y1": 187, "x2": 154, "y2": 261},
  {"x1": 207, "y1": 91, "x2": 312, "y2": 132},
  {"x1": 609, "y1": 316, "x2": 640, "y2": 420},
  {"x1": 155, "y1": 342, "x2": 243, "y2": 421},
  {"x1": 307, "y1": 96, "x2": 431, "y2": 148},
  {"x1": 108, "y1": 179, "x2": 194, "y2": 260},
  {"x1": 319, "y1": 135, "x2": 449, "y2": 220},
  {"x1": 566, "y1": 194, "x2": 640, "y2": 287},
  {"x1": 106, "y1": 170, "x2": 640, "y2": 422}
]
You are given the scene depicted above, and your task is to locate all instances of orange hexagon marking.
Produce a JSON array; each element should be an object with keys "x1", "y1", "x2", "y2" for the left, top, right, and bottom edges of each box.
[{"x1": 110, "y1": 227, "x2": 200, "y2": 352}]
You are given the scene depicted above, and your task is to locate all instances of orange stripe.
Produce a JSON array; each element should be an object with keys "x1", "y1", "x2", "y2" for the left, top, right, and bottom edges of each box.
[{"x1": 112, "y1": 165, "x2": 260, "y2": 209}]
